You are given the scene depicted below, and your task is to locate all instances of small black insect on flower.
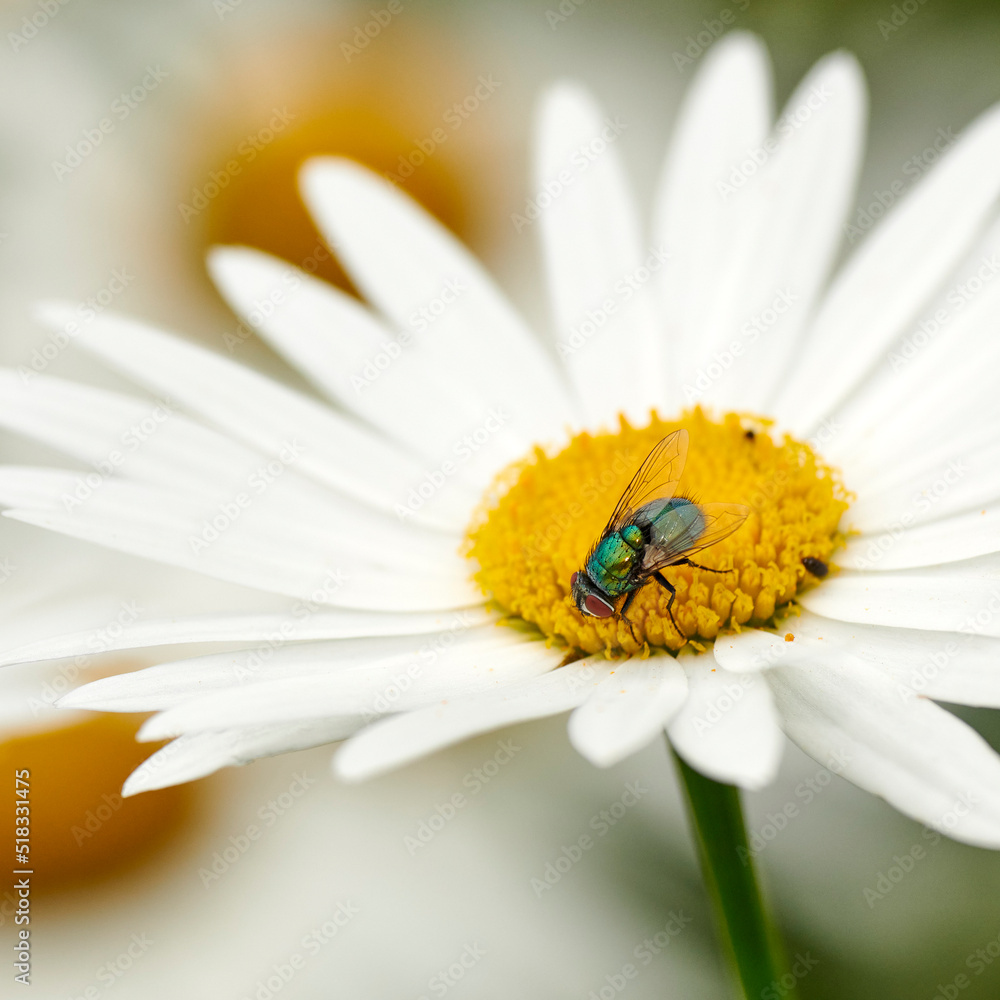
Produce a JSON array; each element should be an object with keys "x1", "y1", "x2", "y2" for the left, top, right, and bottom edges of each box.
[{"x1": 802, "y1": 556, "x2": 829, "y2": 578}]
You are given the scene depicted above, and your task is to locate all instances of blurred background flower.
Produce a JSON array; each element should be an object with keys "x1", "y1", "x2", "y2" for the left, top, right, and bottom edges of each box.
[{"x1": 2, "y1": 0, "x2": 1000, "y2": 997}]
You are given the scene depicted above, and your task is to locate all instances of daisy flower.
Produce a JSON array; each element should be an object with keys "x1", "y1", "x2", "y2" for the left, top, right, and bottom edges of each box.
[{"x1": 5, "y1": 30, "x2": 1000, "y2": 870}]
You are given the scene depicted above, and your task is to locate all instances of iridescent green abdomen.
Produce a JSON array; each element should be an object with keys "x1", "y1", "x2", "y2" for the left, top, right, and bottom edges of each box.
[{"x1": 645, "y1": 497, "x2": 705, "y2": 551}]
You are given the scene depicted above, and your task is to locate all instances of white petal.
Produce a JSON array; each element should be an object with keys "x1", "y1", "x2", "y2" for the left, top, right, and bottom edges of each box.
[
  {"x1": 136, "y1": 631, "x2": 559, "y2": 738},
  {"x1": 769, "y1": 656, "x2": 1000, "y2": 847},
  {"x1": 0, "y1": 364, "x2": 481, "y2": 547},
  {"x1": 300, "y1": 158, "x2": 574, "y2": 444},
  {"x1": 35, "y1": 304, "x2": 469, "y2": 529},
  {"x1": 653, "y1": 32, "x2": 772, "y2": 401},
  {"x1": 535, "y1": 83, "x2": 664, "y2": 426},
  {"x1": 0, "y1": 369, "x2": 264, "y2": 496},
  {"x1": 0, "y1": 369, "x2": 475, "y2": 548},
  {"x1": 122, "y1": 719, "x2": 360, "y2": 796},
  {"x1": 839, "y1": 504, "x2": 1000, "y2": 570},
  {"x1": 775, "y1": 101, "x2": 1000, "y2": 433},
  {"x1": 713, "y1": 626, "x2": 803, "y2": 674},
  {"x1": 0, "y1": 463, "x2": 464, "y2": 572},
  {"x1": 568, "y1": 656, "x2": 687, "y2": 767},
  {"x1": 695, "y1": 52, "x2": 867, "y2": 413},
  {"x1": 715, "y1": 610, "x2": 1000, "y2": 707},
  {"x1": 862, "y1": 634, "x2": 1000, "y2": 709},
  {"x1": 838, "y1": 378, "x2": 1000, "y2": 510},
  {"x1": 800, "y1": 552, "x2": 1000, "y2": 635},
  {"x1": 334, "y1": 658, "x2": 606, "y2": 782},
  {"x1": 847, "y1": 433, "x2": 1000, "y2": 532},
  {"x1": 61, "y1": 620, "x2": 506, "y2": 713},
  {"x1": 666, "y1": 662, "x2": 784, "y2": 790},
  {"x1": 0, "y1": 466, "x2": 76, "y2": 508},
  {"x1": 824, "y1": 216, "x2": 1000, "y2": 471},
  {"x1": 207, "y1": 247, "x2": 516, "y2": 492},
  {"x1": 0, "y1": 471, "x2": 478, "y2": 612},
  {"x1": 0, "y1": 606, "x2": 490, "y2": 668},
  {"x1": 0, "y1": 457, "x2": 464, "y2": 569}
]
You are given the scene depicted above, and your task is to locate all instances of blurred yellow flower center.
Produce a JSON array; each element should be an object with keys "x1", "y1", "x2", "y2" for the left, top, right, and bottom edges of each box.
[
  {"x1": 467, "y1": 410, "x2": 849, "y2": 655},
  {"x1": 0, "y1": 713, "x2": 194, "y2": 888}
]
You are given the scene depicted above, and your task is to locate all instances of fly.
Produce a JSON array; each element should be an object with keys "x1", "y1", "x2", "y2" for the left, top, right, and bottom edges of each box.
[{"x1": 570, "y1": 429, "x2": 750, "y2": 643}]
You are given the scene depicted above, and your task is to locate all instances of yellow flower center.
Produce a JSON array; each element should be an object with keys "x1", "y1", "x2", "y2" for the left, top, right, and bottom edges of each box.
[{"x1": 466, "y1": 409, "x2": 849, "y2": 656}]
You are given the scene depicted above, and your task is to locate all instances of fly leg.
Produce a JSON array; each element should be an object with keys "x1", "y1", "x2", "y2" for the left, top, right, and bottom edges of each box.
[
  {"x1": 679, "y1": 558, "x2": 730, "y2": 574},
  {"x1": 617, "y1": 589, "x2": 640, "y2": 644},
  {"x1": 651, "y1": 571, "x2": 686, "y2": 643}
]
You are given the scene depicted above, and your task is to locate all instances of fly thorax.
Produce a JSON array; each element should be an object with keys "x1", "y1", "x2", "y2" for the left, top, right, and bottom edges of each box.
[
  {"x1": 589, "y1": 535, "x2": 638, "y2": 593},
  {"x1": 621, "y1": 524, "x2": 644, "y2": 550}
]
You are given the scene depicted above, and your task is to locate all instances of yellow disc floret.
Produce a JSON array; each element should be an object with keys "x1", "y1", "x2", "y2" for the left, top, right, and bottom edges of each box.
[{"x1": 466, "y1": 409, "x2": 849, "y2": 656}]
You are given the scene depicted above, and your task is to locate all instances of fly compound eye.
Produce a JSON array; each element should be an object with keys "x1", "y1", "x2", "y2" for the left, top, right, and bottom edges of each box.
[
  {"x1": 570, "y1": 572, "x2": 579, "y2": 585},
  {"x1": 584, "y1": 594, "x2": 615, "y2": 618}
]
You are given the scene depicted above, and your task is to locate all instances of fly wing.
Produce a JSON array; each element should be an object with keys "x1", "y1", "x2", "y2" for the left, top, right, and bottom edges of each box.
[
  {"x1": 604, "y1": 429, "x2": 689, "y2": 535},
  {"x1": 641, "y1": 502, "x2": 750, "y2": 573}
]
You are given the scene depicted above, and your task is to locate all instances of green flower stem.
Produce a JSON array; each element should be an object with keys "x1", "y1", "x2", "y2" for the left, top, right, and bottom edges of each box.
[{"x1": 672, "y1": 747, "x2": 794, "y2": 1000}]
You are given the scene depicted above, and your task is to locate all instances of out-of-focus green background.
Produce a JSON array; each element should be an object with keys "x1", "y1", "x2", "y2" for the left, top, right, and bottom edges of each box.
[{"x1": 2, "y1": 1, "x2": 1000, "y2": 997}]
